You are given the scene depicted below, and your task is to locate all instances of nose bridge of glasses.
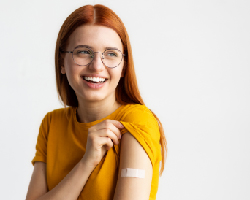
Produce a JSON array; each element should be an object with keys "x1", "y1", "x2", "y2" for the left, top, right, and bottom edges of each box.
[
  {"x1": 89, "y1": 51, "x2": 106, "y2": 69},
  {"x1": 91, "y1": 51, "x2": 104, "y2": 59}
]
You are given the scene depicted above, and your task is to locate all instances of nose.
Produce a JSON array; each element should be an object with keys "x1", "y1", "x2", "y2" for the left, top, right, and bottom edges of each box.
[{"x1": 88, "y1": 52, "x2": 105, "y2": 71}]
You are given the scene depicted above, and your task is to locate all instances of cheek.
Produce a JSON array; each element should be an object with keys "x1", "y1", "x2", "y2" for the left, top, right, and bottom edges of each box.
[
  {"x1": 113, "y1": 70, "x2": 123, "y2": 82},
  {"x1": 64, "y1": 57, "x2": 77, "y2": 75},
  {"x1": 64, "y1": 55, "x2": 72, "y2": 67}
]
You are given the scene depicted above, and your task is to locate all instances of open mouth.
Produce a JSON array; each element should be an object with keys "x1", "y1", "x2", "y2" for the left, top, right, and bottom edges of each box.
[{"x1": 82, "y1": 76, "x2": 107, "y2": 83}]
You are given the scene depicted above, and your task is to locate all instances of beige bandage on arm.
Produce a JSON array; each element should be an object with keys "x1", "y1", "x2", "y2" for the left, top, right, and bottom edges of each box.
[{"x1": 121, "y1": 168, "x2": 145, "y2": 178}]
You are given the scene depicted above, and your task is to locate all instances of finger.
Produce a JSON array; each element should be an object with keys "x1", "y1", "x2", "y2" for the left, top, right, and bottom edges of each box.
[
  {"x1": 110, "y1": 120, "x2": 124, "y2": 129},
  {"x1": 100, "y1": 129, "x2": 119, "y2": 145},
  {"x1": 100, "y1": 120, "x2": 124, "y2": 129},
  {"x1": 107, "y1": 137, "x2": 114, "y2": 148},
  {"x1": 100, "y1": 137, "x2": 113, "y2": 149},
  {"x1": 95, "y1": 120, "x2": 122, "y2": 140},
  {"x1": 106, "y1": 124, "x2": 121, "y2": 144}
]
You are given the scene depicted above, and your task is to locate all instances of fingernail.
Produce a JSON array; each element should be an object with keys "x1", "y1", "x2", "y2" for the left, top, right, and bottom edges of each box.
[
  {"x1": 119, "y1": 135, "x2": 121, "y2": 139},
  {"x1": 120, "y1": 124, "x2": 124, "y2": 128}
]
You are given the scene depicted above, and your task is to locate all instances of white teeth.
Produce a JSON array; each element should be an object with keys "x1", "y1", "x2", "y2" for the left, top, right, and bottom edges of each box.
[{"x1": 84, "y1": 77, "x2": 105, "y2": 82}]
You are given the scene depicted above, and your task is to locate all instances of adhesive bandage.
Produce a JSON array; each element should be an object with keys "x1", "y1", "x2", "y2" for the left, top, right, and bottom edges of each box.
[{"x1": 121, "y1": 168, "x2": 145, "y2": 178}]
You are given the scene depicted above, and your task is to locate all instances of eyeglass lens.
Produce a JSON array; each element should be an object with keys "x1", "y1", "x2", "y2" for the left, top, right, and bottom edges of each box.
[{"x1": 72, "y1": 46, "x2": 123, "y2": 68}]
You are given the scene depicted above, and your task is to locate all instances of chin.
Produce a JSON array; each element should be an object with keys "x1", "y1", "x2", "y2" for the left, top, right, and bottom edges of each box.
[{"x1": 83, "y1": 94, "x2": 106, "y2": 101}]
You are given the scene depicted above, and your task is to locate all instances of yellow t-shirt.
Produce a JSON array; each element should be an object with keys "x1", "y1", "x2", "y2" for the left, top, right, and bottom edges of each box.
[{"x1": 31, "y1": 103, "x2": 162, "y2": 200}]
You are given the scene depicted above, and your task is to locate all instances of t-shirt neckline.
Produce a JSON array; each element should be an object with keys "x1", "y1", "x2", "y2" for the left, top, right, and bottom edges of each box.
[{"x1": 72, "y1": 104, "x2": 126, "y2": 127}]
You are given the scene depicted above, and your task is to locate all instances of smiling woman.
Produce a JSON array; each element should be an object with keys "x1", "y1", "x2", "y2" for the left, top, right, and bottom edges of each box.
[
  {"x1": 60, "y1": 25, "x2": 125, "y2": 102},
  {"x1": 26, "y1": 4, "x2": 167, "y2": 200}
]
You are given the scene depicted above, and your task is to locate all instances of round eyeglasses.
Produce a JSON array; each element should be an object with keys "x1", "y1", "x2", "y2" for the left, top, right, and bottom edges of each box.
[{"x1": 60, "y1": 45, "x2": 126, "y2": 69}]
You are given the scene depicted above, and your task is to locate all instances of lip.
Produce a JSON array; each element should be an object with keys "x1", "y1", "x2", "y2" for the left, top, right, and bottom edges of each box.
[{"x1": 81, "y1": 74, "x2": 108, "y2": 79}]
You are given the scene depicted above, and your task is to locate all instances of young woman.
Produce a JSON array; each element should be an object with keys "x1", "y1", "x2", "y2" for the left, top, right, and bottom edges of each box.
[{"x1": 26, "y1": 4, "x2": 167, "y2": 200}]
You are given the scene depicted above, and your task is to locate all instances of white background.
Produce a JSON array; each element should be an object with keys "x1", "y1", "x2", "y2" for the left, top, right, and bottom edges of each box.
[{"x1": 0, "y1": 0, "x2": 249, "y2": 199}]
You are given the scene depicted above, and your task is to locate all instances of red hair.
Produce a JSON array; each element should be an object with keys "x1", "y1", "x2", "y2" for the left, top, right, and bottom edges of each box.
[{"x1": 55, "y1": 4, "x2": 167, "y2": 176}]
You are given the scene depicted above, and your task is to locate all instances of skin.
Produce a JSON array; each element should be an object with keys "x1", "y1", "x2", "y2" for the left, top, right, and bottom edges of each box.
[{"x1": 61, "y1": 25, "x2": 125, "y2": 123}]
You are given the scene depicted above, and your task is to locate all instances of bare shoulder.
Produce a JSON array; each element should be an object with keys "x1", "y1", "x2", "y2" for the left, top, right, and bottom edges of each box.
[{"x1": 26, "y1": 162, "x2": 48, "y2": 200}]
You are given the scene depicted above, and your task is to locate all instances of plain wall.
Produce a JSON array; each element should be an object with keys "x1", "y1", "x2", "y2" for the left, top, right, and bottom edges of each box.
[{"x1": 0, "y1": 0, "x2": 249, "y2": 199}]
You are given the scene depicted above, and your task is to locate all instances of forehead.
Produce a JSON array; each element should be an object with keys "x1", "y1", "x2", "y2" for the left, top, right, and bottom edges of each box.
[{"x1": 68, "y1": 25, "x2": 123, "y2": 51}]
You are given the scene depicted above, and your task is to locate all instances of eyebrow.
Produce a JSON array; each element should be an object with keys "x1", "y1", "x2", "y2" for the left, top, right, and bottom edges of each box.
[{"x1": 75, "y1": 45, "x2": 119, "y2": 50}]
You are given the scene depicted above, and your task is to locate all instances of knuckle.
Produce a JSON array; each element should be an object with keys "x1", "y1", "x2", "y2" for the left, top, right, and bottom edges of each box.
[
  {"x1": 105, "y1": 123, "x2": 111, "y2": 129},
  {"x1": 104, "y1": 120, "x2": 110, "y2": 126},
  {"x1": 106, "y1": 129, "x2": 112, "y2": 136}
]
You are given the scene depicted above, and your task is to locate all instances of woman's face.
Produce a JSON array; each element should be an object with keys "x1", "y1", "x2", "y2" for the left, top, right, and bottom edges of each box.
[{"x1": 61, "y1": 25, "x2": 125, "y2": 104}]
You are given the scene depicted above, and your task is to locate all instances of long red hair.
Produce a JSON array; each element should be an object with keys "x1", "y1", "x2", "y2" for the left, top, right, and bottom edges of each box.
[{"x1": 55, "y1": 4, "x2": 167, "y2": 176}]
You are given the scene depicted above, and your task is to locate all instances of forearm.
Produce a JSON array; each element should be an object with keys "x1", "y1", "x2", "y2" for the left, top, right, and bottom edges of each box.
[{"x1": 36, "y1": 156, "x2": 95, "y2": 200}]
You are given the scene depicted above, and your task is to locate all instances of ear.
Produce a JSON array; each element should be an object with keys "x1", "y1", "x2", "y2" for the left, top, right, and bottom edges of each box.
[{"x1": 61, "y1": 66, "x2": 66, "y2": 74}]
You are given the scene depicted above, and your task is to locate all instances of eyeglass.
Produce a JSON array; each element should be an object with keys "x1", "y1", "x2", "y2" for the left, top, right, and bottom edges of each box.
[{"x1": 60, "y1": 45, "x2": 126, "y2": 69}]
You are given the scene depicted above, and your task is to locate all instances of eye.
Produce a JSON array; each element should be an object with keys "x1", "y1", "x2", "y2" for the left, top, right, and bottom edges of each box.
[
  {"x1": 75, "y1": 48, "x2": 93, "y2": 58},
  {"x1": 77, "y1": 50, "x2": 91, "y2": 54},
  {"x1": 106, "y1": 51, "x2": 118, "y2": 57}
]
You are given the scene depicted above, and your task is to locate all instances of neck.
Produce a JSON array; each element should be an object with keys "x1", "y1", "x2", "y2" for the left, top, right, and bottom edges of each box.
[{"x1": 76, "y1": 98, "x2": 121, "y2": 123}]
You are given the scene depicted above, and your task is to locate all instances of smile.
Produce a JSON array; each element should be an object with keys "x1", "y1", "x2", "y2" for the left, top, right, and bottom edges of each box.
[{"x1": 82, "y1": 77, "x2": 107, "y2": 89}]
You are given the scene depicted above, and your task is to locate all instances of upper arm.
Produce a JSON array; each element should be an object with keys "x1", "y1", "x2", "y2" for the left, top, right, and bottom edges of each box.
[
  {"x1": 26, "y1": 161, "x2": 48, "y2": 200},
  {"x1": 113, "y1": 132, "x2": 153, "y2": 200}
]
